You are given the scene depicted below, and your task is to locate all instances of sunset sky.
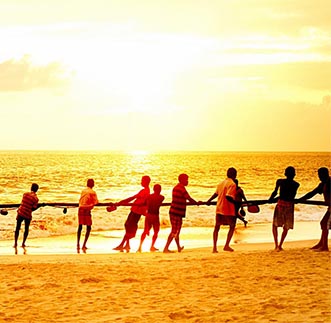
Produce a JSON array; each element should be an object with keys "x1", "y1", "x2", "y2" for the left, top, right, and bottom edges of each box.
[{"x1": 0, "y1": 0, "x2": 330, "y2": 152}]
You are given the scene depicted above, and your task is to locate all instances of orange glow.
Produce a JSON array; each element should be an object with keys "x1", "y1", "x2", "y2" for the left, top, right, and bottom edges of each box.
[{"x1": 0, "y1": 1, "x2": 330, "y2": 152}]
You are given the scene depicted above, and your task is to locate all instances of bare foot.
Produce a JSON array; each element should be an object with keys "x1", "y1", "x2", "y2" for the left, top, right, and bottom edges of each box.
[
  {"x1": 223, "y1": 246, "x2": 234, "y2": 252},
  {"x1": 315, "y1": 247, "x2": 329, "y2": 252},
  {"x1": 163, "y1": 249, "x2": 175, "y2": 253}
]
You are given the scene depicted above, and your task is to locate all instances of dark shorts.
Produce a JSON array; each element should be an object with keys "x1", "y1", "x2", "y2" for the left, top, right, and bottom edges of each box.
[
  {"x1": 215, "y1": 214, "x2": 237, "y2": 227},
  {"x1": 124, "y1": 211, "x2": 142, "y2": 239},
  {"x1": 320, "y1": 209, "x2": 330, "y2": 230},
  {"x1": 169, "y1": 214, "x2": 183, "y2": 237},
  {"x1": 16, "y1": 215, "x2": 31, "y2": 228},
  {"x1": 78, "y1": 208, "x2": 92, "y2": 226},
  {"x1": 143, "y1": 213, "x2": 160, "y2": 235}
]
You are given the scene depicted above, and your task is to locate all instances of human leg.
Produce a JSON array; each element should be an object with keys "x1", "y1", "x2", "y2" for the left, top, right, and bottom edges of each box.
[
  {"x1": 278, "y1": 227, "x2": 289, "y2": 250},
  {"x1": 223, "y1": 224, "x2": 235, "y2": 252},
  {"x1": 77, "y1": 224, "x2": 83, "y2": 248},
  {"x1": 82, "y1": 225, "x2": 91, "y2": 249},
  {"x1": 175, "y1": 235, "x2": 184, "y2": 252},
  {"x1": 213, "y1": 224, "x2": 220, "y2": 253},
  {"x1": 311, "y1": 211, "x2": 329, "y2": 250},
  {"x1": 163, "y1": 233, "x2": 174, "y2": 252},
  {"x1": 22, "y1": 218, "x2": 31, "y2": 247},
  {"x1": 138, "y1": 216, "x2": 151, "y2": 252},
  {"x1": 137, "y1": 232, "x2": 147, "y2": 252},
  {"x1": 163, "y1": 214, "x2": 181, "y2": 253},
  {"x1": 151, "y1": 224, "x2": 160, "y2": 251},
  {"x1": 272, "y1": 225, "x2": 279, "y2": 250},
  {"x1": 14, "y1": 216, "x2": 24, "y2": 248},
  {"x1": 117, "y1": 212, "x2": 140, "y2": 252},
  {"x1": 319, "y1": 229, "x2": 329, "y2": 251}
]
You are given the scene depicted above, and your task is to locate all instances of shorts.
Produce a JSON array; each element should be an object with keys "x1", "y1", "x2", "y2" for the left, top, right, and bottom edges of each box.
[
  {"x1": 78, "y1": 208, "x2": 92, "y2": 226},
  {"x1": 16, "y1": 215, "x2": 31, "y2": 229},
  {"x1": 320, "y1": 208, "x2": 330, "y2": 230},
  {"x1": 215, "y1": 214, "x2": 237, "y2": 227},
  {"x1": 143, "y1": 213, "x2": 160, "y2": 235},
  {"x1": 273, "y1": 201, "x2": 294, "y2": 230},
  {"x1": 124, "y1": 211, "x2": 142, "y2": 239},
  {"x1": 169, "y1": 214, "x2": 183, "y2": 238}
]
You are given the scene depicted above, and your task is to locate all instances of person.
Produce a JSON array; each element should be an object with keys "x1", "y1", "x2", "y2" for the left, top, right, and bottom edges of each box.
[
  {"x1": 234, "y1": 179, "x2": 248, "y2": 227},
  {"x1": 77, "y1": 178, "x2": 99, "y2": 252},
  {"x1": 298, "y1": 167, "x2": 330, "y2": 251},
  {"x1": 163, "y1": 174, "x2": 201, "y2": 253},
  {"x1": 206, "y1": 167, "x2": 238, "y2": 253},
  {"x1": 268, "y1": 166, "x2": 300, "y2": 251},
  {"x1": 137, "y1": 184, "x2": 165, "y2": 252},
  {"x1": 14, "y1": 183, "x2": 40, "y2": 249},
  {"x1": 113, "y1": 175, "x2": 151, "y2": 252}
]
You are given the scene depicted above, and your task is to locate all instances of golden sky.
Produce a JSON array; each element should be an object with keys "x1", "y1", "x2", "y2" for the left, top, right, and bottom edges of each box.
[{"x1": 0, "y1": 0, "x2": 330, "y2": 151}]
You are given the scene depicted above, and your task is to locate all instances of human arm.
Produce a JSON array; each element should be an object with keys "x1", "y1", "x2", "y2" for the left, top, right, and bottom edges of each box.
[
  {"x1": 239, "y1": 188, "x2": 248, "y2": 203},
  {"x1": 185, "y1": 192, "x2": 201, "y2": 205},
  {"x1": 225, "y1": 195, "x2": 240, "y2": 209},
  {"x1": 206, "y1": 193, "x2": 218, "y2": 205},
  {"x1": 33, "y1": 203, "x2": 46, "y2": 211},
  {"x1": 297, "y1": 185, "x2": 320, "y2": 201},
  {"x1": 31, "y1": 195, "x2": 40, "y2": 211},
  {"x1": 269, "y1": 179, "x2": 281, "y2": 201},
  {"x1": 115, "y1": 194, "x2": 138, "y2": 206}
]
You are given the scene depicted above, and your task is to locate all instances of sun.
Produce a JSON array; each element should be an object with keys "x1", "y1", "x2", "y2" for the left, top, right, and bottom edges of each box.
[{"x1": 64, "y1": 31, "x2": 212, "y2": 116}]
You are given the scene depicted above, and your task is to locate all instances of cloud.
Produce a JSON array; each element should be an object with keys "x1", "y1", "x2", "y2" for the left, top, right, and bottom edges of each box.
[{"x1": 0, "y1": 55, "x2": 71, "y2": 92}]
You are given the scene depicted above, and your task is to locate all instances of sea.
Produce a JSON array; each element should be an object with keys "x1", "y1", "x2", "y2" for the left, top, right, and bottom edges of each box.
[{"x1": 0, "y1": 151, "x2": 330, "y2": 241}]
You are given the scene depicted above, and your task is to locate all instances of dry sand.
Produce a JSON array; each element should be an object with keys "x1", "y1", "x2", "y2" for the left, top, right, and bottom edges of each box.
[{"x1": 0, "y1": 224, "x2": 330, "y2": 323}]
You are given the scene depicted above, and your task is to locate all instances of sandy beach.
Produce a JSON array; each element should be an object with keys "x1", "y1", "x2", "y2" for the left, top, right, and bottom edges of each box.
[{"x1": 0, "y1": 223, "x2": 330, "y2": 323}]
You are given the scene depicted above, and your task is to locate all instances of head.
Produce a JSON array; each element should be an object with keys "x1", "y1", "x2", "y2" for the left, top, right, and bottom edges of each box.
[
  {"x1": 31, "y1": 183, "x2": 39, "y2": 192},
  {"x1": 178, "y1": 173, "x2": 189, "y2": 186},
  {"x1": 87, "y1": 178, "x2": 95, "y2": 188},
  {"x1": 285, "y1": 166, "x2": 296, "y2": 179},
  {"x1": 141, "y1": 175, "x2": 151, "y2": 188},
  {"x1": 227, "y1": 167, "x2": 237, "y2": 180},
  {"x1": 153, "y1": 184, "x2": 162, "y2": 194},
  {"x1": 318, "y1": 167, "x2": 329, "y2": 182}
]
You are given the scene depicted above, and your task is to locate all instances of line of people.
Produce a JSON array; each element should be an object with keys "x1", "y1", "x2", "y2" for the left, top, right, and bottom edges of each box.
[{"x1": 11, "y1": 166, "x2": 330, "y2": 253}]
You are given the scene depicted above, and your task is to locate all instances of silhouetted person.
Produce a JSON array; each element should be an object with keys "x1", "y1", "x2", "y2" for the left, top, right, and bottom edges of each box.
[
  {"x1": 298, "y1": 167, "x2": 330, "y2": 251},
  {"x1": 114, "y1": 175, "x2": 151, "y2": 252},
  {"x1": 163, "y1": 174, "x2": 201, "y2": 253},
  {"x1": 269, "y1": 166, "x2": 300, "y2": 251},
  {"x1": 207, "y1": 167, "x2": 238, "y2": 253},
  {"x1": 77, "y1": 178, "x2": 99, "y2": 252},
  {"x1": 14, "y1": 183, "x2": 40, "y2": 249},
  {"x1": 137, "y1": 184, "x2": 165, "y2": 252},
  {"x1": 234, "y1": 179, "x2": 248, "y2": 227}
]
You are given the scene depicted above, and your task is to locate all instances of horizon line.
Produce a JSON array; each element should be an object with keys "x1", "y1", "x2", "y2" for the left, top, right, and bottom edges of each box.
[{"x1": 0, "y1": 149, "x2": 330, "y2": 154}]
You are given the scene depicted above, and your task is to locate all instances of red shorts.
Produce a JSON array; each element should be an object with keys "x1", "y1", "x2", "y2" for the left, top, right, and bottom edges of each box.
[
  {"x1": 78, "y1": 208, "x2": 92, "y2": 226},
  {"x1": 215, "y1": 214, "x2": 236, "y2": 227},
  {"x1": 143, "y1": 213, "x2": 160, "y2": 235},
  {"x1": 124, "y1": 211, "x2": 142, "y2": 239}
]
